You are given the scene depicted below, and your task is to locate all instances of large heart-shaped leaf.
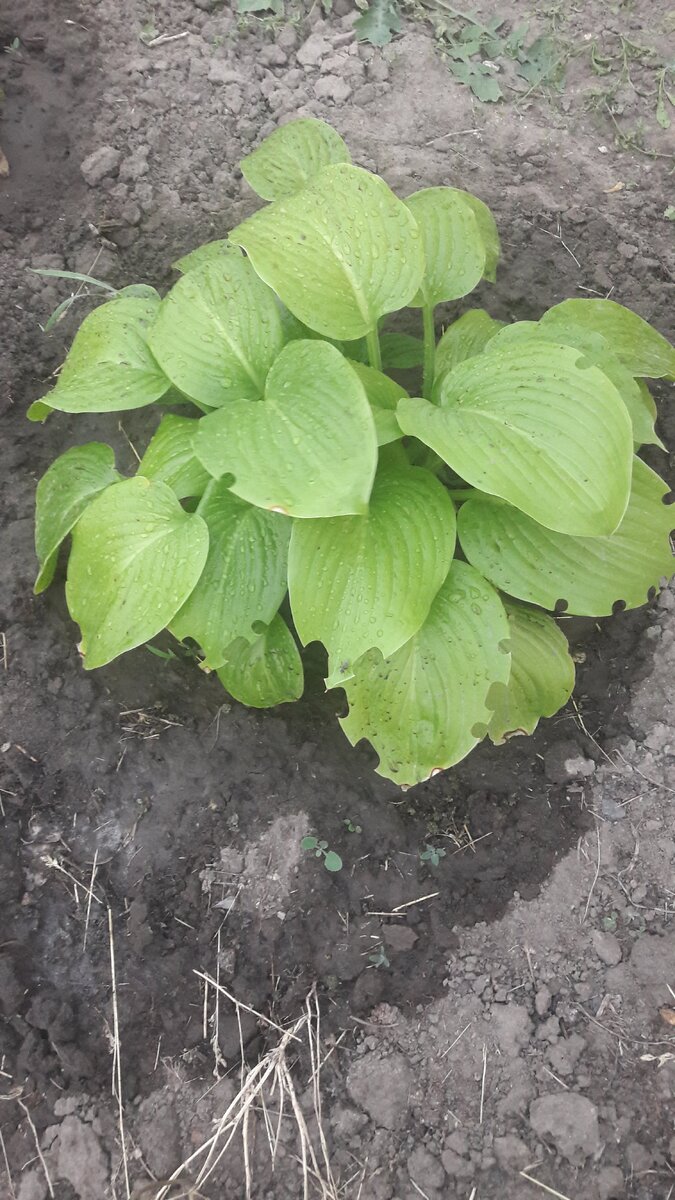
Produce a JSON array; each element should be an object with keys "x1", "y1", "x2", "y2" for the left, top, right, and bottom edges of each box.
[
  {"x1": 398, "y1": 341, "x2": 633, "y2": 536},
  {"x1": 488, "y1": 321, "x2": 663, "y2": 447},
  {"x1": 217, "y1": 615, "x2": 303, "y2": 707},
  {"x1": 42, "y1": 296, "x2": 170, "y2": 414},
  {"x1": 148, "y1": 256, "x2": 284, "y2": 408},
  {"x1": 137, "y1": 415, "x2": 211, "y2": 499},
  {"x1": 171, "y1": 479, "x2": 290, "y2": 668},
  {"x1": 288, "y1": 460, "x2": 456, "y2": 686},
  {"x1": 34, "y1": 443, "x2": 121, "y2": 594},
  {"x1": 341, "y1": 561, "x2": 511, "y2": 787},
  {"x1": 540, "y1": 298, "x2": 675, "y2": 379},
  {"x1": 405, "y1": 188, "x2": 488, "y2": 306},
  {"x1": 172, "y1": 240, "x2": 242, "y2": 274},
  {"x1": 457, "y1": 457, "x2": 675, "y2": 616},
  {"x1": 347, "y1": 360, "x2": 407, "y2": 445},
  {"x1": 434, "y1": 309, "x2": 504, "y2": 385},
  {"x1": 240, "y1": 118, "x2": 351, "y2": 201},
  {"x1": 66, "y1": 478, "x2": 209, "y2": 669},
  {"x1": 193, "y1": 340, "x2": 378, "y2": 517},
  {"x1": 487, "y1": 604, "x2": 575, "y2": 744},
  {"x1": 230, "y1": 164, "x2": 425, "y2": 341}
]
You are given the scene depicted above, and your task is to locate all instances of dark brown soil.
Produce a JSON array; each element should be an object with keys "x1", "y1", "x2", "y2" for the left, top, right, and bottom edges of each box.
[{"x1": 1, "y1": 3, "x2": 674, "y2": 1198}]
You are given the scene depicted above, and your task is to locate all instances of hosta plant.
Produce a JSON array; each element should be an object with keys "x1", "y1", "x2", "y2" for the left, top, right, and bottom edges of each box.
[{"x1": 32, "y1": 118, "x2": 675, "y2": 787}]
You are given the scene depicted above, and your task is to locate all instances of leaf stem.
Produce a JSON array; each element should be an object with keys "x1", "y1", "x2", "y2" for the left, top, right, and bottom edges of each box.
[
  {"x1": 422, "y1": 305, "x2": 436, "y2": 399},
  {"x1": 366, "y1": 327, "x2": 382, "y2": 371}
]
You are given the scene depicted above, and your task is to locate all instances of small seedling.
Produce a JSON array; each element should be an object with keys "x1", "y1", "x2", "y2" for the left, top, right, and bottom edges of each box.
[
  {"x1": 420, "y1": 843, "x2": 447, "y2": 867},
  {"x1": 368, "y1": 944, "x2": 391, "y2": 968},
  {"x1": 343, "y1": 818, "x2": 362, "y2": 834},
  {"x1": 301, "y1": 836, "x2": 342, "y2": 873},
  {"x1": 29, "y1": 118, "x2": 675, "y2": 789}
]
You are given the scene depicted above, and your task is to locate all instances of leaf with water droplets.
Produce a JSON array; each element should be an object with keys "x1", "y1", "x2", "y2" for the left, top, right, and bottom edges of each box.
[
  {"x1": 148, "y1": 256, "x2": 284, "y2": 408},
  {"x1": 434, "y1": 309, "x2": 504, "y2": 387},
  {"x1": 341, "y1": 561, "x2": 511, "y2": 787},
  {"x1": 458, "y1": 457, "x2": 675, "y2": 616},
  {"x1": 172, "y1": 240, "x2": 243, "y2": 274},
  {"x1": 487, "y1": 320, "x2": 664, "y2": 448},
  {"x1": 540, "y1": 298, "x2": 675, "y2": 380},
  {"x1": 240, "y1": 118, "x2": 351, "y2": 201},
  {"x1": 405, "y1": 187, "x2": 490, "y2": 306},
  {"x1": 171, "y1": 478, "x2": 291, "y2": 668},
  {"x1": 398, "y1": 340, "x2": 633, "y2": 536},
  {"x1": 194, "y1": 340, "x2": 378, "y2": 518},
  {"x1": 137, "y1": 414, "x2": 211, "y2": 499},
  {"x1": 346, "y1": 360, "x2": 407, "y2": 445},
  {"x1": 487, "y1": 603, "x2": 575, "y2": 744},
  {"x1": 41, "y1": 295, "x2": 170, "y2": 414},
  {"x1": 66, "y1": 478, "x2": 209, "y2": 669},
  {"x1": 217, "y1": 614, "x2": 303, "y2": 707},
  {"x1": 230, "y1": 164, "x2": 425, "y2": 341},
  {"x1": 288, "y1": 459, "x2": 456, "y2": 686},
  {"x1": 34, "y1": 443, "x2": 121, "y2": 594}
]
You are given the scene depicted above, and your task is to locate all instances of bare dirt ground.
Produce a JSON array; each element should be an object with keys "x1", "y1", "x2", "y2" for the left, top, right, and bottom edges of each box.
[{"x1": 1, "y1": 2, "x2": 674, "y2": 1198}]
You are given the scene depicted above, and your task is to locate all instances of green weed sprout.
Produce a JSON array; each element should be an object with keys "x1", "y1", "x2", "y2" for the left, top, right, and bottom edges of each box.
[
  {"x1": 301, "y1": 836, "x2": 343, "y2": 873},
  {"x1": 31, "y1": 118, "x2": 675, "y2": 787}
]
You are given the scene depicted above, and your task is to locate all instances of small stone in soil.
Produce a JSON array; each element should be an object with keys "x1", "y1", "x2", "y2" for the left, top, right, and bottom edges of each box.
[
  {"x1": 80, "y1": 145, "x2": 121, "y2": 186},
  {"x1": 592, "y1": 929, "x2": 623, "y2": 966}
]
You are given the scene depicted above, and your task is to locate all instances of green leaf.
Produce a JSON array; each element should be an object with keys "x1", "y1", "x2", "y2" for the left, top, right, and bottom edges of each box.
[
  {"x1": 301, "y1": 836, "x2": 319, "y2": 850},
  {"x1": 656, "y1": 92, "x2": 671, "y2": 129},
  {"x1": 193, "y1": 340, "x2": 378, "y2": 518},
  {"x1": 379, "y1": 332, "x2": 425, "y2": 368},
  {"x1": 487, "y1": 604, "x2": 575, "y2": 744},
  {"x1": 230, "y1": 164, "x2": 425, "y2": 341},
  {"x1": 29, "y1": 267, "x2": 116, "y2": 292},
  {"x1": 288, "y1": 460, "x2": 457, "y2": 686},
  {"x1": 341, "y1": 561, "x2": 511, "y2": 787},
  {"x1": 66, "y1": 478, "x2": 209, "y2": 669},
  {"x1": 516, "y1": 35, "x2": 565, "y2": 90},
  {"x1": 27, "y1": 400, "x2": 54, "y2": 423},
  {"x1": 354, "y1": 0, "x2": 401, "y2": 46},
  {"x1": 635, "y1": 380, "x2": 665, "y2": 450},
  {"x1": 137, "y1": 415, "x2": 211, "y2": 499},
  {"x1": 323, "y1": 850, "x2": 343, "y2": 872},
  {"x1": 237, "y1": 0, "x2": 283, "y2": 12},
  {"x1": 172, "y1": 240, "x2": 242, "y2": 274},
  {"x1": 540, "y1": 299, "x2": 675, "y2": 380},
  {"x1": 434, "y1": 309, "x2": 504, "y2": 384},
  {"x1": 241, "y1": 118, "x2": 351, "y2": 201},
  {"x1": 448, "y1": 58, "x2": 503, "y2": 102},
  {"x1": 217, "y1": 614, "x2": 303, "y2": 707},
  {"x1": 405, "y1": 187, "x2": 487, "y2": 306},
  {"x1": 34, "y1": 443, "x2": 121, "y2": 594},
  {"x1": 488, "y1": 321, "x2": 664, "y2": 449},
  {"x1": 148, "y1": 256, "x2": 284, "y2": 408},
  {"x1": 398, "y1": 340, "x2": 633, "y2": 536},
  {"x1": 457, "y1": 192, "x2": 500, "y2": 281},
  {"x1": 43, "y1": 295, "x2": 170, "y2": 414},
  {"x1": 347, "y1": 360, "x2": 407, "y2": 445},
  {"x1": 171, "y1": 478, "x2": 291, "y2": 668},
  {"x1": 458, "y1": 458, "x2": 675, "y2": 616}
]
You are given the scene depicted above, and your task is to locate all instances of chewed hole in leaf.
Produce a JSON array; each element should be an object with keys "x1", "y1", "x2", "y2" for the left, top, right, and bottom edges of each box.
[
  {"x1": 470, "y1": 721, "x2": 489, "y2": 739},
  {"x1": 485, "y1": 678, "x2": 510, "y2": 714},
  {"x1": 648, "y1": 586, "x2": 657, "y2": 602},
  {"x1": 251, "y1": 619, "x2": 268, "y2": 636},
  {"x1": 612, "y1": 599, "x2": 627, "y2": 615},
  {"x1": 554, "y1": 598, "x2": 569, "y2": 614},
  {"x1": 498, "y1": 637, "x2": 511, "y2": 655}
]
